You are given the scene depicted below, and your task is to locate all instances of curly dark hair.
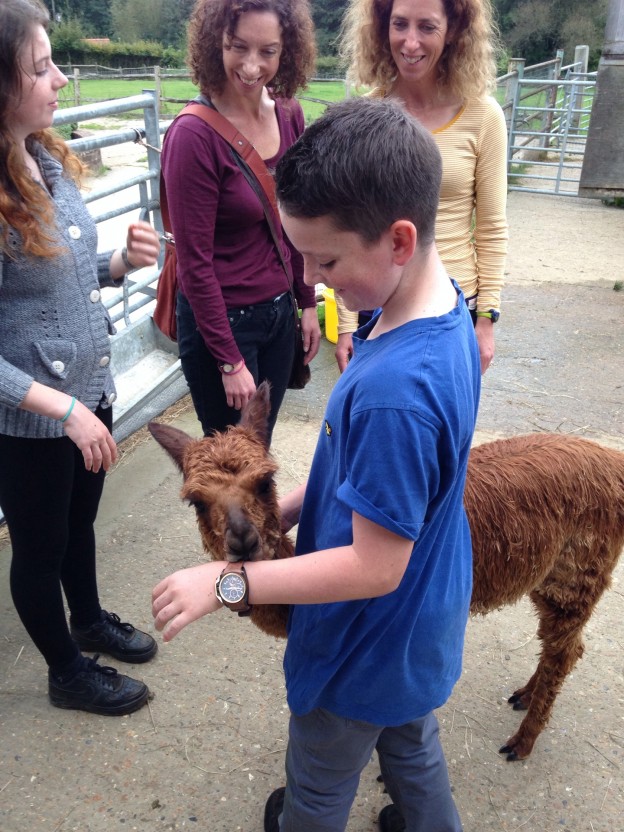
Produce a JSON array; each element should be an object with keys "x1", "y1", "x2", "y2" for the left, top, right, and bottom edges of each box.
[{"x1": 187, "y1": 0, "x2": 316, "y2": 99}]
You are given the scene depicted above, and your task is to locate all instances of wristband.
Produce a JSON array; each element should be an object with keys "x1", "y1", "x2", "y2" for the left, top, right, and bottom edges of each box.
[
  {"x1": 60, "y1": 396, "x2": 76, "y2": 423},
  {"x1": 121, "y1": 247, "x2": 134, "y2": 271}
]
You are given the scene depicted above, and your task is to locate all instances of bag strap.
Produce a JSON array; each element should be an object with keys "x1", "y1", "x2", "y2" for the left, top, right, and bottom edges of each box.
[
  {"x1": 160, "y1": 101, "x2": 281, "y2": 234},
  {"x1": 231, "y1": 150, "x2": 294, "y2": 280},
  {"x1": 182, "y1": 102, "x2": 281, "y2": 222},
  {"x1": 159, "y1": 101, "x2": 297, "y2": 307}
]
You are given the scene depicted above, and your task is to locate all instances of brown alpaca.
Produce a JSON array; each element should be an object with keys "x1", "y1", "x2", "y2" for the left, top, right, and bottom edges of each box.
[{"x1": 149, "y1": 382, "x2": 624, "y2": 761}]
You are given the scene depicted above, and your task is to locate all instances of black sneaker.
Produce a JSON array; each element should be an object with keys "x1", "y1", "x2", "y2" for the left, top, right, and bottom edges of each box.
[
  {"x1": 264, "y1": 787, "x2": 285, "y2": 832},
  {"x1": 48, "y1": 655, "x2": 149, "y2": 716},
  {"x1": 71, "y1": 610, "x2": 157, "y2": 663},
  {"x1": 378, "y1": 804, "x2": 406, "y2": 832}
]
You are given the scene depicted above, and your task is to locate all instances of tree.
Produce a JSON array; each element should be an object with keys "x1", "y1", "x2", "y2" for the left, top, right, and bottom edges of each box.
[
  {"x1": 312, "y1": 0, "x2": 348, "y2": 57},
  {"x1": 44, "y1": 0, "x2": 113, "y2": 36},
  {"x1": 109, "y1": 0, "x2": 192, "y2": 47},
  {"x1": 492, "y1": 0, "x2": 608, "y2": 67}
]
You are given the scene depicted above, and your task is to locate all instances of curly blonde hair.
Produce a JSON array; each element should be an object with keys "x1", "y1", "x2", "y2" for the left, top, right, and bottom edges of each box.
[
  {"x1": 187, "y1": 0, "x2": 316, "y2": 100},
  {"x1": 0, "y1": 0, "x2": 84, "y2": 258},
  {"x1": 340, "y1": 0, "x2": 500, "y2": 101}
]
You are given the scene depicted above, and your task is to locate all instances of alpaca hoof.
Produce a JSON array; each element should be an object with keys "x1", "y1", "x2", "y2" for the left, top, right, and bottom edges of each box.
[
  {"x1": 508, "y1": 692, "x2": 529, "y2": 711},
  {"x1": 499, "y1": 744, "x2": 520, "y2": 762}
]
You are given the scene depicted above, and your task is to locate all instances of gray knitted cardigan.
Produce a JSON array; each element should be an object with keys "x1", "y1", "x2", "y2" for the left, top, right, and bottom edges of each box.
[{"x1": 0, "y1": 142, "x2": 120, "y2": 439}]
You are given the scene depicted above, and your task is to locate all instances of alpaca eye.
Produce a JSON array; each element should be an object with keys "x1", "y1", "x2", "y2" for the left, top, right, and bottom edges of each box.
[
  {"x1": 189, "y1": 500, "x2": 207, "y2": 516},
  {"x1": 257, "y1": 477, "x2": 274, "y2": 497}
]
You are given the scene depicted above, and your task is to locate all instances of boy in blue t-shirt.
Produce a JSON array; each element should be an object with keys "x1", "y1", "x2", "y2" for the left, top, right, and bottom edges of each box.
[{"x1": 152, "y1": 97, "x2": 480, "y2": 832}]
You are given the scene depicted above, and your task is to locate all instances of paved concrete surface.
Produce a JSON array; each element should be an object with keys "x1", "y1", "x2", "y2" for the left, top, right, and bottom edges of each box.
[{"x1": 1, "y1": 191, "x2": 623, "y2": 831}]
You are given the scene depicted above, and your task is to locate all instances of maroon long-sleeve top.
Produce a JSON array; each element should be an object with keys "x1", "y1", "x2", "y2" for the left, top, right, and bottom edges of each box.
[{"x1": 161, "y1": 97, "x2": 315, "y2": 367}]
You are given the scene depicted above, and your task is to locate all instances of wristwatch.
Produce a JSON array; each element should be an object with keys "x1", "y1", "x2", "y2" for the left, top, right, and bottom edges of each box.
[
  {"x1": 476, "y1": 308, "x2": 500, "y2": 323},
  {"x1": 215, "y1": 562, "x2": 252, "y2": 616},
  {"x1": 219, "y1": 361, "x2": 242, "y2": 374}
]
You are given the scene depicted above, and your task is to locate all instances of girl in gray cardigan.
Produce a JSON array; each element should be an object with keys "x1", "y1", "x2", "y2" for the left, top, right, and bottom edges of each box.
[{"x1": 0, "y1": 0, "x2": 161, "y2": 716}]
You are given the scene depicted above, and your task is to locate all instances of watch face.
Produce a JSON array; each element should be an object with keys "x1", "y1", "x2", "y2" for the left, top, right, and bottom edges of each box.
[
  {"x1": 222, "y1": 363, "x2": 235, "y2": 373},
  {"x1": 219, "y1": 573, "x2": 246, "y2": 603}
]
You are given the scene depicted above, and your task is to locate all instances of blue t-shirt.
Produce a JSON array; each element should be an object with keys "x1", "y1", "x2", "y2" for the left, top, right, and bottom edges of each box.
[{"x1": 283, "y1": 284, "x2": 481, "y2": 726}]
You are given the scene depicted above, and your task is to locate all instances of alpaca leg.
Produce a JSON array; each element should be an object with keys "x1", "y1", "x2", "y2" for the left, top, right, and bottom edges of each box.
[{"x1": 500, "y1": 590, "x2": 588, "y2": 761}]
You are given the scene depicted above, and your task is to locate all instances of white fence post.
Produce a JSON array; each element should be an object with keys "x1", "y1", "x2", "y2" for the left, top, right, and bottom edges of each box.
[
  {"x1": 73, "y1": 67, "x2": 80, "y2": 107},
  {"x1": 505, "y1": 58, "x2": 524, "y2": 110},
  {"x1": 154, "y1": 66, "x2": 161, "y2": 117}
]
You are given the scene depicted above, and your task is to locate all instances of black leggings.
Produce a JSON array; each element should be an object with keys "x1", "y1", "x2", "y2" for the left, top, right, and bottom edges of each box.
[{"x1": 0, "y1": 405, "x2": 111, "y2": 671}]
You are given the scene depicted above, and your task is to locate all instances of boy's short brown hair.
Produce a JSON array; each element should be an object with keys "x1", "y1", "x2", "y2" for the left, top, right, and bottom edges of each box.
[{"x1": 275, "y1": 97, "x2": 442, "y2": 246}]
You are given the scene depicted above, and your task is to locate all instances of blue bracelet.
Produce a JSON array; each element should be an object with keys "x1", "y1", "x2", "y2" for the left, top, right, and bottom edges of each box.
[{"x1": 60, "y1": 396, "x2": 76, "y2": 423}]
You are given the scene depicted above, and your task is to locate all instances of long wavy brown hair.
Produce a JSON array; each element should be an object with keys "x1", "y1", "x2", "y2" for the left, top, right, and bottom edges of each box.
[
  {"x1": 340, "y1": 0, "x2": 500, "y2": 101},
  {"x1": 0, "y1": 0, "x2": 83, "y2": 259},
  {"x1": 187, "y1": 0, "x2": 316, "y2": 100}
]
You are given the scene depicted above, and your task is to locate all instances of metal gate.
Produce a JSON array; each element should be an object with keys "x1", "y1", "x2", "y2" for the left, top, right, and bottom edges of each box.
[{"x1": 499, "y1": 62, "x2": 597, "y2": 197}]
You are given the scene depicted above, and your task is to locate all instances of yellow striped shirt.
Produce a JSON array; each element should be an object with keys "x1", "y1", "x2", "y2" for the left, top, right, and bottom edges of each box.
[{"x1": 336, "y1": 95, "x2": 508, "y2": 333}]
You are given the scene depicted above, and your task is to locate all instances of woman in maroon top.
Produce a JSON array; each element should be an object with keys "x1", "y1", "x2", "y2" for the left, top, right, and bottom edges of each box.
[{"x1": 161, "y1": 0, "x2": 320, "y2": 440}]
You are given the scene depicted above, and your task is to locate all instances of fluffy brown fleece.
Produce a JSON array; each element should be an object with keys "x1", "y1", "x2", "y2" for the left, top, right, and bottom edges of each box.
[{"x1": 149, "y1": 382, "x2": 624, "y2": 761}]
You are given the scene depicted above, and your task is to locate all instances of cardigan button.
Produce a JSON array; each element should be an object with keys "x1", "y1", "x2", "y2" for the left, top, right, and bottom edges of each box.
[
  {"x1": 51, "y1": 360, "x2": 65, "y2": 373},
  {"x1": 89, "y1": 289, "x2": 101, "y2": 303},
  {"x1": 68, "y1": 225, "x2": 81, "y2": 239},
  {"x1": 106, "y1": 393, "x2": 117, "y2": 405},
  {"x1": 99, "y1": 356, "x2": 110, "y2": 367}
]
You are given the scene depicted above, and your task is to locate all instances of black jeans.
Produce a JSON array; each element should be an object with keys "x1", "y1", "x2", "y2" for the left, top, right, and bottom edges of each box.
[
  {"x1": 0, "y1": 405, "x2": 111, "y2": 671},
  {"x1": 176, "y1": 290, "x2": 295, "y2": 441}
]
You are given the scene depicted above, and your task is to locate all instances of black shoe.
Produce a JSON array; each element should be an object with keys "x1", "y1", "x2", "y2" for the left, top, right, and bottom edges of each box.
[
  {"x1": 48, "y1": 655, "x2": 149, "y2": 716},
  {"x1": 264, "y1": 787, "x2": 285, "y2": 832},
  {"x1": 378, "y1": 804, "x2": 406, "y2": 832},
  {"x1": 71, "y1": 610, "x2": 157, "y2": 663}
]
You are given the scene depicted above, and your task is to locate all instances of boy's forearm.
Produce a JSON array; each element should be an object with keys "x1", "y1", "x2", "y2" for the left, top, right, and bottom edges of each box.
[
  {"x1": 245, "y1": 546, "x2": 389, "y2": 604},
  {"x1": 152, "y1": 514, "x2": 413, "y2": 641},
  {"x1": 247, "y1": 515, "x2": 413, "y2": 605}
]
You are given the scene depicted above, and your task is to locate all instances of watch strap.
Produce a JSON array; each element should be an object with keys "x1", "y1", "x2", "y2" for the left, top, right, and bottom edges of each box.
[
  {"x1": 476, "y1": 309, "x2": 500, "y2": 322},
  {"x1": 216, "y1": 562, "x2": 252, "y2": 615}
]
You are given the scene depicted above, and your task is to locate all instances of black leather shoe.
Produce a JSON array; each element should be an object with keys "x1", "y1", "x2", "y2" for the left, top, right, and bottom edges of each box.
[
  {"x1": 378, "y1": 804, "x2": 406, "y2": 832},
  {"x1": 49, "y1": 655, "x2": 149, "y2": 716},
  {"x1": 264, "y1": 787, "x2": 285, "y2": 832},
  {"x1": 71, "y1": 610, "x2": 157, "y2": 663}
]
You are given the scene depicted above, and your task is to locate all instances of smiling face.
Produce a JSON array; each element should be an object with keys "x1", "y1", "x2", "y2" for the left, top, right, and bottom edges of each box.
[
  {"x1": 222, "y1": 10, "x2": 282, "y2": 96},
  {"x1": 282, "y1": 212, "x2": 403, "y2": 314},
  {"x1": 388, "y1": 0, "x2": 449, "y2": 86},
  {"x1": 10, "y1": 24, "x2": 66, "y2": 143}
]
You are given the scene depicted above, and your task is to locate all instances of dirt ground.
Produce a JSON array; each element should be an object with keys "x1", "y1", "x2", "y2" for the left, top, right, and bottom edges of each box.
[{"x1": 1, "y1": 190, "x2": 623, "y2": 832}]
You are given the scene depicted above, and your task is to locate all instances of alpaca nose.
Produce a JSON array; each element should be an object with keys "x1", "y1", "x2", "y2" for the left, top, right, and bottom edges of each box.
[{"x1": 224, "y1": 505, "x2": 262, "y2": 561}]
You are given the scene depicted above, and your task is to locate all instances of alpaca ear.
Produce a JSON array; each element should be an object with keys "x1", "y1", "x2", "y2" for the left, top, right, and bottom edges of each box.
[
  {"x1": 148, "y1": 421, "x2": 193, "y2": 472},
  {"x1": 239, "y1": 380, "x2": 271, "y2": 448}
]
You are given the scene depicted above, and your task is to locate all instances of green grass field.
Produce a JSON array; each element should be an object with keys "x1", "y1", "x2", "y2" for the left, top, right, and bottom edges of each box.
[{"x1": 58, "y1": 77, "x2": 348, "y2": 123}]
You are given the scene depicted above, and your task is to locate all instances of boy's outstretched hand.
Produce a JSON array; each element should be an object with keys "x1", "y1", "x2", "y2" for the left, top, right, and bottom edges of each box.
[{"x1": 152, "y1": 561, "x2": 226, "y2": 642}]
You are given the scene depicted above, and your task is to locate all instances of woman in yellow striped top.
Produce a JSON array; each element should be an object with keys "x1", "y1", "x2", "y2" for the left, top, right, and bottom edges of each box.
[{"x1": 335, "y1": 0, "x2": 508, "y2": 376}]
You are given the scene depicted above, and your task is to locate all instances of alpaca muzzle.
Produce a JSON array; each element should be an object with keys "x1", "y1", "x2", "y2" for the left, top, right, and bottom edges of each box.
[{"x1": 224, "y1": 505, "x2": 263, "y2": 562}]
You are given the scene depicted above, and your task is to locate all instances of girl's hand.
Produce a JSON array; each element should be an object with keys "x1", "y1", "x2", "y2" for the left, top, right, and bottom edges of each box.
[
  {"x1": 475, "y1": 316, "x2": 495, "y2": 374},
  {"x1": 125, "y1": 221, "x2": 161, "y2": 268},
  {"x1": 222, "y1": 365, "x2": 257, "y2": 411},
  {"x1": 152, "y1": 562, "x2": 226, "y2": 641},
  {"x1": 335, "y1": 332, "x2": 354, "y2": 373},
  {"x1": 301, "y1": 306, "x2": 321, "y2": 364},
  {"x1": 62, "y1": 399, "x2": 117, "y2": 472}
]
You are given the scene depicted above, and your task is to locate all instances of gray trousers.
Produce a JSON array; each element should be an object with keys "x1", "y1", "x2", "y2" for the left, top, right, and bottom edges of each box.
[{"x1": 280, "y1": 708, "x2": 462, "y2": 832}]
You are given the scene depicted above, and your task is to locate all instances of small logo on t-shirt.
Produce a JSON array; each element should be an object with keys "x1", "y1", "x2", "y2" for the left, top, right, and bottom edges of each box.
[{"x1": 325, "y1": 420, "x2": 332, "y2": 436}]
